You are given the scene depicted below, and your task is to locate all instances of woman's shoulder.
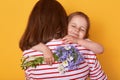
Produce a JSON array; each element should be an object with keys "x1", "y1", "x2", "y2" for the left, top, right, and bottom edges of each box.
[
  {"x1": 46, "y1": 39, "x2": 64, "y2": 46},
  {"x1": 85, "y1": 38, "x2": 91, "y2": 41},
  {"x1": 23, "y1": 49, "x2": 43, "y2": 58}
]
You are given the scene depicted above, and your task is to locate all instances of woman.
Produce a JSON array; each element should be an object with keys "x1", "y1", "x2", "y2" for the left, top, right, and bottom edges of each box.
[{"x1": 19, "y1": 0, "x2": 89, "y2": 80}]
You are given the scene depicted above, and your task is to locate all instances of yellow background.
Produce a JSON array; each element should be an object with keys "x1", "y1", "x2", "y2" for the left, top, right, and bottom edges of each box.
[{"x1": 0, "y1": 0, "x2": 120, "y2": 80}]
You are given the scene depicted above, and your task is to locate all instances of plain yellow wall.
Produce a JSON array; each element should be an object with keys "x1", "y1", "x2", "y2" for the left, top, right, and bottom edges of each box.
[{"x1": 0, "y1": 0, "x2": 120, "y2": 80}]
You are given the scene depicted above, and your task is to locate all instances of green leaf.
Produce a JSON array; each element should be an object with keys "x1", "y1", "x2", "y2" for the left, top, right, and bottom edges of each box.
[{"x1": 53, "y1": 53, "x2": 59, "y2": 61}]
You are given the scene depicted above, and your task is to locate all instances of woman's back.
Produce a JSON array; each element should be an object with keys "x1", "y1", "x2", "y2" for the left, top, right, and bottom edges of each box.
[{"x1": 23, "y1": 39, "x2": 89, "y2": 80}]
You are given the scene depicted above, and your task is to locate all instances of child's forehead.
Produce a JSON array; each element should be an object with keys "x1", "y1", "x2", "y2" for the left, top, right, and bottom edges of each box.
[
  {"x1": 69, "y1": 16, "x2": 87, "y2": 24},
  {"x1": 71, "y1": 15, "x2": 85, "y2": 19}
]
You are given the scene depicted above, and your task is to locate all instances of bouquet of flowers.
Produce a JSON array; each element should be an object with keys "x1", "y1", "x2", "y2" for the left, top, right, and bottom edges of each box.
[
  {"x1": 21, "y1": 44, "x2": 84, "y2": 74},
  {"x1": 55, "y1": 45, "x2": 84, "y2": 74}
]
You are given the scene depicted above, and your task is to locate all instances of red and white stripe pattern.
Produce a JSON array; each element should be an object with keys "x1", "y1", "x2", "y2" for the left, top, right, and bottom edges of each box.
[
  {"x1": 77, "y1": 45, "x2": 107, "y2": 80},
  {"x1": 23, "y1": 39, "x2": 107, "y2": 80},
  {"x1": 23, "y1": 40, "x2": 89, "y2": 80}
]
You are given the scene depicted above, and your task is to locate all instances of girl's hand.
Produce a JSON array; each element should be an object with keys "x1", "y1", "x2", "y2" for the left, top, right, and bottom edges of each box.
[
  {"x1": 31, "y1": 43, "x2": 54, "y2": 65},
  {"x1": 62, "y1": 35, "x2": 79, "y2": 44},
  {"x1": 43, "y1": 47, "x2": 54, "y2": 66}
]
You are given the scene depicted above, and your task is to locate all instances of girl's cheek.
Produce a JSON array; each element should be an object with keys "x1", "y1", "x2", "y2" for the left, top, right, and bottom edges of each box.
[
  {"x1": 68, "y1": 29, "x2": 71, "y2": 35},
  {"x1": 79, "y1": 33, "x2": 84, "y2": 39}
]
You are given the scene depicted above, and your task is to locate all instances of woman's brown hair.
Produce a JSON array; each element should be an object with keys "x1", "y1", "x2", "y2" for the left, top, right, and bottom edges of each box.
[
  {"x1": 19, "y1": 0, "x2": 68, "y2": 51},
  {"x1": 68, "y1": 11, "x2": 90, "y2": 38}
]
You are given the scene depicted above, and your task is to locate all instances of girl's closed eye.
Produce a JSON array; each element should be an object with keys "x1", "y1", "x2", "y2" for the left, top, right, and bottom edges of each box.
[
  {"x1": 81, "y1": 28, "x2": 85, "y2": 31},
  {"x1": 80, "y1": 27, "x2": 86, "y2": 32},
  {"x1": 71, "y1": 25, "x2": 76, "y2": 28}
]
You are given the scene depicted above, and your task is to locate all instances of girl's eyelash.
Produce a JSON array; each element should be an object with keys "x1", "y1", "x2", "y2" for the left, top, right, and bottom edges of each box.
[
  {"x1": 80, "y1": 27, "x2": 86, "y2": 31},
  {"x1": 72, "y1": 25, "x2": 76, "y2": 27},
  {"x1": 80, "y1": 28, "x2": 86, "y2": 31},
  {"x1": 81, "y1": 29, "x2": 85, "y2": 31}
]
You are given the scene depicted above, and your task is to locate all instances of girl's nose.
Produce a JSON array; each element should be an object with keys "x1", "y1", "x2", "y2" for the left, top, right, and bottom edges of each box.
[{"x1": 75, "y1": 27, "x2": 80, "y2": 32}]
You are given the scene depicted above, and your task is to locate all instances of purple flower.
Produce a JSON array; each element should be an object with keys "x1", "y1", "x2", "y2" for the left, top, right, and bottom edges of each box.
[{"x1": 54, "y1": 44, "x2": 84, "y2": 73}]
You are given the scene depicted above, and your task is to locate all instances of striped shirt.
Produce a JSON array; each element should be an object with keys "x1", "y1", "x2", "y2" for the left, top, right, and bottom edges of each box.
[
  {"x1": 80, "y1": 47, "x2": 107, "y2": 80},
  {"x1": 23, "y1": 39, "x2": 107, "y2": 80}
]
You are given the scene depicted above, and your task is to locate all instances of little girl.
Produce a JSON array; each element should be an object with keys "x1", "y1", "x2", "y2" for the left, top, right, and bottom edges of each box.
[
  {"x1": 65, "y1": 12, "x2": 107, "y2": 80},
  {"x1": 32, "y1": 12, "x2": 107, "y2": 80}
]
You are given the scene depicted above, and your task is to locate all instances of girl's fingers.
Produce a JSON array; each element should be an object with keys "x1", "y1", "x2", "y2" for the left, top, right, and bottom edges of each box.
[
  {"x1": 52, "y1": 57, "x2": 54, "y2": 63},
  {"x1": 62, "y1": 36, "x2": 68, "y2": 40},
  {"x1": 63, "y1": 39, "x2": 72, "y2": 44},
  {"x1": 44, "y1": 57, "x2": 53, "y2": 65},
  {"x1": 62, "y1": 37, "x2": 69, "y2": 41},
  {"x1": 48, "y1": 59, "x2": 52, "y2": 65},
  {"x1": 66, "y1": 40, "x2": 72, "y2": 44},
  {"x1": 44, "y1": 58, "x2": 48, "y2": 64}
]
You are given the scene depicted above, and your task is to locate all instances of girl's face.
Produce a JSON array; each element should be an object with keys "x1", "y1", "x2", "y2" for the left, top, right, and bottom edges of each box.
[{"x1": 68, "y1": 15, "x2": 87, "y2": 39}]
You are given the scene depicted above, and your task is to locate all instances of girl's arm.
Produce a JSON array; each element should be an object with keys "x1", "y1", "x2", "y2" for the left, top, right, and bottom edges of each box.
[
  {"x1": 77, "y1": 39, "x2": 104, "y2": 54},
  {"x1": 31, "y1": 43, "x2": 54, "y2": 65},
  {"x1": 63, "y1": 35, "x2": 104, "y2": 54}
]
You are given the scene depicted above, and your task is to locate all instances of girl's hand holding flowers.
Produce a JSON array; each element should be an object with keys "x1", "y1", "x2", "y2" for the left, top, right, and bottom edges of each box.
[
  {"x1": 43, "y1": 48, "x2": 54, "y2": 66},
  {"x1": 31, "y1": 43, "x2": 54, "y2": 65},
  {"x1": 21, "y1": 44, "x2": 84, "y2": 74}
]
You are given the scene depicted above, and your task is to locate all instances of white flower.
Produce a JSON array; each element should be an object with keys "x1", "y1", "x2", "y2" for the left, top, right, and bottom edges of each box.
[
  {"x1": 62, "y1": 60, "x2": 68, "y2": 67},
  {"x1": 69, "y1": 56, "x2": 74, "y2": 61},
  {"x1": 64, "y1": 45, "x2": 71, "y2": 50},
  {"x1": 57, "y1": 64, "x2": 65, "y2": 74},
  {"x1": 67, "y1": 56, "x2": 74, "y2": 61}
]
